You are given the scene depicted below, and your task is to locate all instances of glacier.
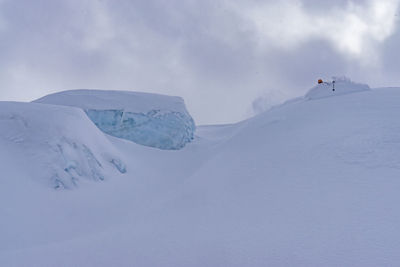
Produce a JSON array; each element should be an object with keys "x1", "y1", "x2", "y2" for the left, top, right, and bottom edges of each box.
[
  {"x1": 35, "y1": 90, "x2": 196, "y2": 150},
  {"x1": 5, "y1": 82, "x2": 400, "y2": 266}
]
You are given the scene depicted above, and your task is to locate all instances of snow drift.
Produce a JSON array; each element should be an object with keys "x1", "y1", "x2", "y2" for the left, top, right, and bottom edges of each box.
[
  {"x1": 4, "y1": 82, "x2": 400, "y2": 266},
  {"x1": 0, "y1": 102, "x2": 126, "y2": 189},
  {"x1": 305, "y1": 76, "x2": 370, "y2": 100},
  {"x1": 35, "y1": 90, "x2": 196, "y2": 150}
]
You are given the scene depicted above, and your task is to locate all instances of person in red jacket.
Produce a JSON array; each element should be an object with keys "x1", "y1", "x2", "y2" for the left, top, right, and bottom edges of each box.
[{"x1": 318, "y1": 79, "x2": 335, "y2": 91}]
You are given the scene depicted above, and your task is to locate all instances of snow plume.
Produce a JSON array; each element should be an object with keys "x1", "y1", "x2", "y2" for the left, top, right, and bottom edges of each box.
[
  {"x1": 236, "y1": 0, "x2": 400, "y2": 61},
  {"x1": 252, "y1": 76, "x2": 370, "y2": 114},
  {"x1": 251, "y1": 89, "x2": 291, "y2": 115}
]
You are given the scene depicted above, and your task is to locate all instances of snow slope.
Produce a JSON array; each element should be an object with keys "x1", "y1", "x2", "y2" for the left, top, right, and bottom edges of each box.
[
  {"x1": 0, "y1": 102, "x2": 126, "y2": 189},
  {"x1": 305, "y1": 76, "x2": 370, "y2": 100},
  {"x1": 35, "y1": 90, "x2": 196, "y2": 150},
  {"x1": 2, "y1": 84, "x2": 400, "y2": 266}
]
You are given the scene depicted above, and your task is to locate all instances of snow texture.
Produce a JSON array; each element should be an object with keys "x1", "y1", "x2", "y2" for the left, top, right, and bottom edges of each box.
[
  {"x1": 35, "y1": 90, "x2": 196, "y2": 150},
  {"x1": 0, "y1": 101, "x2": 126, "y2": 189},
  {"x1": 305, "y1": 76, "x2": 370, "y2": 100},
  {"x1": 3, "y1": 83, "x2": 400, "y2": 266}
]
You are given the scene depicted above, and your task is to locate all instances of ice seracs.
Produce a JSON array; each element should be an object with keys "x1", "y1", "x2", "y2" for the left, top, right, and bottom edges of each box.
[{"x1": 35, "y1": 90, "x2": 196, "y2": 150}]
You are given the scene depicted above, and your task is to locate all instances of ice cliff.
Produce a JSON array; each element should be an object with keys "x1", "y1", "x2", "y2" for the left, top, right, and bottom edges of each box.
[{"x1": 35, "y1": 90, "x2": 196, "y2": 150}]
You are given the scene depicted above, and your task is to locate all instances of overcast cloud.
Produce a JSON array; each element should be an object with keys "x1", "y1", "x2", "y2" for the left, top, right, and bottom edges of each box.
[{"x1": 0, "y1": 0, "x2": 399, "y2": 124}]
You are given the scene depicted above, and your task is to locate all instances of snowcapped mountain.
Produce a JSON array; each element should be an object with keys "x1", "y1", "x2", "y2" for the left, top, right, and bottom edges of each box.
[{"x1": 2, "y1": 81, "x2": 400, "y2": 266}]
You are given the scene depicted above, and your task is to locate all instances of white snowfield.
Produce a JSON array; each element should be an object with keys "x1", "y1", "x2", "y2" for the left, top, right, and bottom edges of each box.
[
  {"x1": 2, "y1": 82, "x2": 400, "y2": 266},
  {"x1": 0, "y1": 102, "x2": 126, "y2": 189},
  {"x1": 35, "y1": 90, "x2": 196, "y2": 150},
  {"x1": 305, "y1": 77, "x2": 370, "y2": 100}
]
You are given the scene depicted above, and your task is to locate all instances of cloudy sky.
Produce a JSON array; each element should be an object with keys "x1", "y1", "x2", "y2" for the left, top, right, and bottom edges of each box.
[{"x1": 0, "y1": 0, "x2": 399, "y2": 124}]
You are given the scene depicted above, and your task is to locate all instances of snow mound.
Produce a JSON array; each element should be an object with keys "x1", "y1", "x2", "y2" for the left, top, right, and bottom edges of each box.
[
  {"x1": 305, "y1": 76, "x2": 370, "y2": 100},
  {"x1": 35, "y1": 90, "x2": 196, "y2": 150},
  {"x1": 0, "y1": 102, "x2": 126, "y2": 189}
]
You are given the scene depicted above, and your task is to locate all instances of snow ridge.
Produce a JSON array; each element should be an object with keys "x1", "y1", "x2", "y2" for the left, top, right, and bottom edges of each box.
[
  {"x1": 0, "y1": 102, "x2": 126, "y2": 189},
  {"x1": 305, "y1": 76, "x2": 370, "y2": 100}
]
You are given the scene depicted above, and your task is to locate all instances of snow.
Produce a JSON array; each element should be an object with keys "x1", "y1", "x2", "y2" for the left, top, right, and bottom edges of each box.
[
  {"x1": 34, "y1": 89, "x2": 190, "y2": 114},
  {"x1": 305, "y1": 76, "x2": 370, "y2": 100},
  {"x1": 0, "y1": 101, "x2": 126, "y2": 189},
  {"x1": 2, "y1": 84, "x2": 400, "y2": 266},
  {"x1": 35, "y1": 90, "x2": 196, "y2": 150}
]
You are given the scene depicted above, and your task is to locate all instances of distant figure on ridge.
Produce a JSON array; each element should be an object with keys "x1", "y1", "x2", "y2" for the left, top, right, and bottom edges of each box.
[{"x1": 317, "y1": 79, "x2": 335, "y2": 91}]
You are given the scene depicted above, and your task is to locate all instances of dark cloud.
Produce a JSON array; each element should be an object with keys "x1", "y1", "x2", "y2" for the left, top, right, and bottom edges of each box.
[{"x1": 0, "y1": 0, "x2": 399, "y2": 124}]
